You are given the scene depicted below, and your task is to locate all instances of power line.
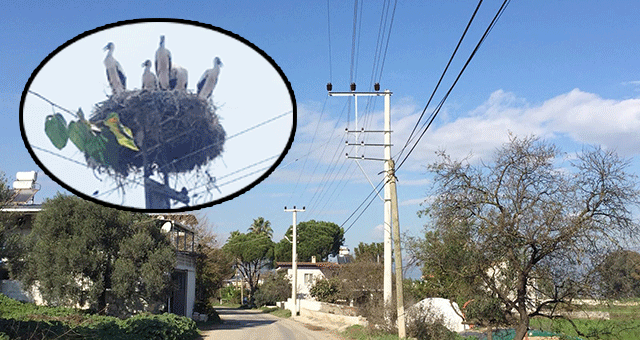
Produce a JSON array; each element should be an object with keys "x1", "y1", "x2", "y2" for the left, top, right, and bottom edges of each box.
[
  {"x1": 337, "y1": 0, "x2": 512, "y2": 235},
  {"x1": 397, "y1": 0, "x2": 511, "y2": 171},
  {"x1": 395, "y1": 0, "x2": 484, "y2": 163}
]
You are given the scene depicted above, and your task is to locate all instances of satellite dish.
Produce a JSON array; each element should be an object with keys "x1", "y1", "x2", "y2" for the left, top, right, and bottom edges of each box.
[{"x1": 161, "y1": 221, "x2": 172, "y2": 233}]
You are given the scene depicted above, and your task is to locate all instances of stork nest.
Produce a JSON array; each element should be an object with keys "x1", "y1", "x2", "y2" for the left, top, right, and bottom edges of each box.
[{"x1": 90, "y1": 89, "x2": 225, "y2": 176}]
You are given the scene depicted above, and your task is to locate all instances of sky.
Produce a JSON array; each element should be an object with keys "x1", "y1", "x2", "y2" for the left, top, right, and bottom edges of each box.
[{"x1": 2, "y1": 1, "x2": 640, "y2": 273}]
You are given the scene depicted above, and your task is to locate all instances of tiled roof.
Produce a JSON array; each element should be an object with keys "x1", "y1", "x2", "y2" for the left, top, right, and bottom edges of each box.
[{"x1": 276, "y1": 261, "x2": 340, "y2": 268}]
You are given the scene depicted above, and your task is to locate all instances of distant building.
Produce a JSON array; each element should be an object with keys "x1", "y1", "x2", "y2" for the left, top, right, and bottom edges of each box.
[{"x1": 276, "y1": 256, "x2": 341, "y2": 299}]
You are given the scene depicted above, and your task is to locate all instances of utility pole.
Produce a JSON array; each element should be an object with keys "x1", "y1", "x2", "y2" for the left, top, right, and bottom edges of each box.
[
  {"x1": 389, "y1": 159, "x2": 405, "y2": 338},
  {"x1": 328, "y1": 84, "x2": 394, "y2": 321},
  {"x1": 285, "y1": 206, "x2": 304, "y2": 316}
]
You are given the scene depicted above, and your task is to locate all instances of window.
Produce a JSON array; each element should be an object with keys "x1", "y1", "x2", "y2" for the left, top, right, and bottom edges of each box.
[{"x1": 304, "y1": 273, "x2": 314, "y2": 284}]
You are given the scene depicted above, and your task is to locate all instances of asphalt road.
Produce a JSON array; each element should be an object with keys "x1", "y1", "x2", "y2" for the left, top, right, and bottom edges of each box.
[{"x1": 200, "y1": 307, "x2": 345, "y2": 340}]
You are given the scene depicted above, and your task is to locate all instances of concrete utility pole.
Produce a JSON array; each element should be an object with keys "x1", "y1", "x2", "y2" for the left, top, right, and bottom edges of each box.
[
  {"x1": 328, "y1": 85, "x2": 394, "y2": 318},
  {"x1": 285, "y1": 206, "x2": 305, "y2": 316},
  {"x1": 389, "y1": 159, "x2": 406, "y2": 338}
]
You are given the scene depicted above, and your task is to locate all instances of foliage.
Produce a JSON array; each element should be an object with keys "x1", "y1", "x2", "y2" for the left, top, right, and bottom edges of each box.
[
  {"x1": 218, "y1": 285, "x2": 242, "y2": 305},
  {"x1": 405, "y1": 307, "x2": 458, "y2": 340},
  {"x1": 0, "y1": 171, "x2": 19, "y2": 279},
  {"x1": 354, "y1": 242, "x2": 384, "y2": 263},
  {"x1": 411, "y1": 135, "x2": 640, "y2": 340},
  {"x1": 260, "y1": 306, "x2": 291, "y2": 318},
  {"x1": 248, "y1": 217, "x2": 273, "y2": 238},
  {"x1": 188, "y1": 216, "x2": 235, "y2": 308},
  {"x1": 222, "y1": 230, "x2": 274, "y2": 301},
  {"x1": 309, "y1": 277, "x2": 342, "y2": 303},
  {"x1": 597, "y1": 250, "x2": 640, "y2": 299},
  {"x1": 274, "y1": 219, "x2": 344, "y2": 262},
  {"x1": 111, "y1": 223, "x2": 176, "y2": 315},
  {"x1": 20, "y1": 194, "x2": 175, "y2": 314},
  {"x1": 0, "y1": 293, "x2": 199, "y2": 340},
  {"x1": 254, "y1": 270, "x2": 291, "y2": 307}
]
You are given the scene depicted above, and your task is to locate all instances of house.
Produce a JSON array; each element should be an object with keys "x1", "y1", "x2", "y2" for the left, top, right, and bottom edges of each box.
[
  {"x1": 276, "y1": 256, "x2": 341, "y2": 299},
  {"x1": 0, "y1": 171, "x2": 198, "y2": 318}
]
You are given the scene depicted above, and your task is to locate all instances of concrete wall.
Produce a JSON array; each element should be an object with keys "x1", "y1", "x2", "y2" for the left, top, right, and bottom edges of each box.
[{"x1": 176, "y1": 252, "x2": 196, "y2": 318}]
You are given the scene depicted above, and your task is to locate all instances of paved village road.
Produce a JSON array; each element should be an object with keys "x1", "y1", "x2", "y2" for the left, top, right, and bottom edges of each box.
[{"x1": 200, "y1": 307, "x2": 345, "y2": 340}]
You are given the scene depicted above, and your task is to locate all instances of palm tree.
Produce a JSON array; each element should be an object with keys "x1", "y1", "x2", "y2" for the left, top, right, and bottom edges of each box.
[{"x1": 248, "y1": 217, "x2": 273, "y2": 238}]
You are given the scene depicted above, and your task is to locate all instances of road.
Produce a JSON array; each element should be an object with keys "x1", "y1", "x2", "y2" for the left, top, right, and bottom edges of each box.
[{"x1": 200, "y1": 307, "x2": 345, "y2": 340}]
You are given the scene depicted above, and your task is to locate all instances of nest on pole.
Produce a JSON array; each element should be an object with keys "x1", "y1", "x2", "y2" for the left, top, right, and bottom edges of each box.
[{"x1": 89, "y1": 89, "x2": 226, "y2": 177}]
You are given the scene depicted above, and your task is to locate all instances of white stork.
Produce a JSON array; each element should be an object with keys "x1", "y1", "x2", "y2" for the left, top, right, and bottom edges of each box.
[
  {"x1": 155, "y1": 35, "x2": 172, "y2": 90},
  {"x1": 197, "y1": 57, "x2": 223, "y2": 99},
  {"x1": 141, "y1": 60, "x2": 157, "y2": 90},
  {"x1": 169, "y1": 63, "x2": 188, "y2": 91},
  {"x1": 103, "y1": 42, "x2": 126, "y2": 94}
]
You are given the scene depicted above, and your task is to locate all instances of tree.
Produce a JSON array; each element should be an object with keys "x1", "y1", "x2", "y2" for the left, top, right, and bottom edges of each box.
[
  {"x1": 274, "y1": 220, "x2": 344, "y2": 262},
  {"x1": 253, "y1": 270, "x2": 291, "y2": 307},
  {"x1": 354, "y1": 242, "x2": 384, "y2": 263},
  {"x1": 20, "y1": 194, "x2": 175, "y2": 314},
  {"x1": 597, "y1": 249, "x2": 640, "y2": 299},
  {"x1": 222, "y1": 230, "x2": 274, "y2": 302},
  {"x1": 248, "y1": 217, "x2": 273, "y2": 238},
  {"x1": 0, "y1": 171, "x2": 17, "y2": 279},
  {"x1": 412, "y1": 135, "x2": 639, "y2": 340},
  {"x1": 184, "y1": 215, "x2": 235, "y2": 308}
]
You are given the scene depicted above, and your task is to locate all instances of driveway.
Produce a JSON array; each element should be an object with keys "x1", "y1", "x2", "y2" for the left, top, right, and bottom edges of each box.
[{"x1": 200, "y1": 307, "x2": 345, "y2": 340}]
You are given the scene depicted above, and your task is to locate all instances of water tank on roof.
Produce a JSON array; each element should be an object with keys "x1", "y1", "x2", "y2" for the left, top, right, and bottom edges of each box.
[{"x1": 16, "y1": 171, "x2": 37, "y2": 182}]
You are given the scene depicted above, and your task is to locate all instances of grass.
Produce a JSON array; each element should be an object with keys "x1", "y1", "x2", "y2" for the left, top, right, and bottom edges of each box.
[{"x1": 259, "y1": 306, "x2": 291, "y2": 318}]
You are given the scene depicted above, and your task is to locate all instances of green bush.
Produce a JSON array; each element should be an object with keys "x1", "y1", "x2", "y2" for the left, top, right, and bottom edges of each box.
[
  {"x1": 254, "y1": 271, "x2": 291, "y2": 307},
  {"x1": 0, "y1": 294, "x2": 199, "y2": 340},
  {"x1": 309, "y1": 277, "x2": 342, "y2": 303},
  {"x1": 219, "y1": 285, "x2": 241, "y2": 304}
]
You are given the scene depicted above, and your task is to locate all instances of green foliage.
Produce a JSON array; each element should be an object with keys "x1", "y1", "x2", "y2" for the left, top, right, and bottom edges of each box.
[
  {"x1": 248, "y1": 217, "x2": 273, "y2": 238},
  {"x1": 196, "y1": 244, "x2": 234, "y2": 305},
  {"x1": 44, "y1": 113, "x2": 68, "y2": 149},
  {"x1": 254, "y1": 270, "x2": 291, "y2": 307},
  {"x1": 223, "y1": 231, "x2": 274, "y2": 300},
  {"x1": 274, "y1": 219, "x2": 344, "y2": 262},
  {"x1": 597, "y1": 250, "x2": 640, "y2": 299},
  {"x1": 0, "y1": 294, "x2": 199, "y2": 339},
  {"x1": 44, "y1": 110, "x2": 138, "y2": 167},
  {"x1": 309, "y1": 277, "x2": 342, "y2": 303},
  {"x1": 219, "y1": 285, "x2": 242, "y2": 305},
  {"x1": 20, "y1": 195, "x2": 175, "y2": 314},
  {"x1": 354, "y1": 242, "x2": 384, "y2": 263},
  {"x1": 463, "y1": 297, "x2": 507, "y2": 326}
]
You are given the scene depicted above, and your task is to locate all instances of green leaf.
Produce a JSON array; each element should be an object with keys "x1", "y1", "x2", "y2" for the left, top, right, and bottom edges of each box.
[
  {"x1": 68, "y1": 121, "x2": 91, "y2": 153},
  {"x1": 104, "y1": 112, "x2": 139, "y2": 151},
  {"x1": 69, "y1": 121, "x2": 109, "y2": 166},
  {"x1": 44, "y1": 113, "x2": 68, "y2": 149}
]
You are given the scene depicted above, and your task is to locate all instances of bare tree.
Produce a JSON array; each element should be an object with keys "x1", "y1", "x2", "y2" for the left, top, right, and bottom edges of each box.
[{"x1": 419, "y1": 135, "x2": 639, "y2": 340}]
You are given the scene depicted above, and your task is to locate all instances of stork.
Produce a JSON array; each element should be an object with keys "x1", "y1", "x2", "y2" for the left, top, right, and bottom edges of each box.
[
  {"x1": 155, "y1": 35, "x2": 172, "y2": 90},
  {"x1": 197, "y1": 57, "x2": 223, "y2": 99},
  {"x1": 103, "y1": 42, "x2": 126, "y2": 94},
  {"x1": 141, "y1": 60, "x2": 157, "y2": 90},
  {"x1": 169, "y1": 63, "x2": 188, "y2": 91}
]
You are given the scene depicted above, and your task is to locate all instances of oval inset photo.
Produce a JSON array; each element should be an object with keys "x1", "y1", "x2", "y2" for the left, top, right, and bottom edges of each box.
[{"x1": 21, "y1": 19, "x2": 296, "y2": 212}]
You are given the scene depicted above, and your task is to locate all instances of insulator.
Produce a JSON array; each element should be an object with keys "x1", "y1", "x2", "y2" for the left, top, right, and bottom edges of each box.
[
  {"x1": 374, "y1": 83, "x2": 380, "y2": 91},
  {"x1": 326, "y1": 82, "x2": 333, "y2": 91},
  {"x1": 350, "y1": 82, "x2": 356, "y2": 91}
]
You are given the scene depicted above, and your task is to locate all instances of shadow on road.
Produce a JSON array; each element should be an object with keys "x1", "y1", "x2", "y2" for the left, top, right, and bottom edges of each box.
[{"x1": 198, "y1": 306, "x2": 278, "y2": 332}]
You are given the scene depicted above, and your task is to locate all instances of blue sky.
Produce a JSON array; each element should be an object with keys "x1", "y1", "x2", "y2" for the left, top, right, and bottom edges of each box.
[{"x1": 2, "y1": 1, "x2": 640, "y2": 268}]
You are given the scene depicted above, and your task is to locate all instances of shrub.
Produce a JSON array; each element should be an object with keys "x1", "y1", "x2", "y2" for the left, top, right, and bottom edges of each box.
[
  {"x1": 254, "y1": 270, "x2": 291, "y2": 307},
  {"x1": 309, "y1": 277, "x2": 341, "y2": 303}
]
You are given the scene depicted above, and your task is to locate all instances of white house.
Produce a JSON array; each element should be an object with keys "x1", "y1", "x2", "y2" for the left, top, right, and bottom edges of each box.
[{"x1": 276, "y1": 256, "x2": 341, "y2": 299}]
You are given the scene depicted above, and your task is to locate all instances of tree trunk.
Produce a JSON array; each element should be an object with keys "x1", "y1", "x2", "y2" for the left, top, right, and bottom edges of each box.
[{"x1": 514, "y1": 309, "x2": 529, "y2": 340}]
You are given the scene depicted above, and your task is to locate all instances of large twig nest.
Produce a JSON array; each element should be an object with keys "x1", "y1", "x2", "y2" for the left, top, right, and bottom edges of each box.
[{"x1": 90, "y1": 89, "x2": 225, "y2": 176}]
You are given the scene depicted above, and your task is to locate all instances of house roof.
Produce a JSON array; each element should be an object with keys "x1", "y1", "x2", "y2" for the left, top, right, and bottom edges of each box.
[{"x1": 276, "y1": 261, "x2": 341, "y2": 269}]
